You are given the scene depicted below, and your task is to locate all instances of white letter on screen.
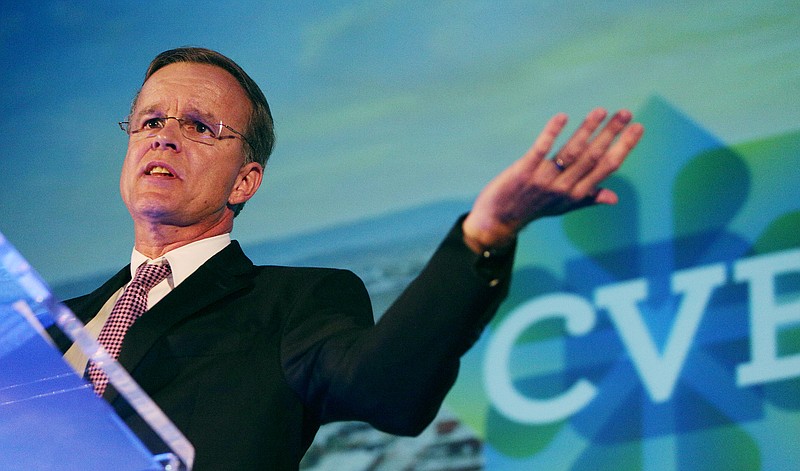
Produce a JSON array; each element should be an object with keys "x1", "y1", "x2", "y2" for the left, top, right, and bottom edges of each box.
[
  {"x1": 595, "y1": 264, "x2": 725, "y2": 403},
  {"x1": 736, "y1": 248, "x2": 800, "y2": 386},
  {"x1": 484, "y1": 293, "x2": 597, "y2": 424}
]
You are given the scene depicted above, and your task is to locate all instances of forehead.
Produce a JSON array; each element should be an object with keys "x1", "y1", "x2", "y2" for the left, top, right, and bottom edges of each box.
[{"x1": 134, "y1": 62, "x2": 251, "y2": 124}]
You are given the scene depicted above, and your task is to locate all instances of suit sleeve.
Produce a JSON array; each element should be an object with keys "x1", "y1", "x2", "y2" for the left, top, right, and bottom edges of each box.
[{"x1": 281, "y1": 215, "x2": 514, "y2": 435}]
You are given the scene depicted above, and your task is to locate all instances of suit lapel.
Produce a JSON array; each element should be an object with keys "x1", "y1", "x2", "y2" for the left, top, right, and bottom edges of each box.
[
  {"x1": 113, "y1": 242, "x2": 255, "y2": 392},
  {"x1": 66, "y1": 266, "x2": 131, "y2": 322},
  {"x1": 54, "y1": 266, "x2": 131, "y2": 352}
]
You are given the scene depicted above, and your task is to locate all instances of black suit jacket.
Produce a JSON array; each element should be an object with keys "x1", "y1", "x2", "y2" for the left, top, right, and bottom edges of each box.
[{"x1": 56, "y1": 221, "x2": 512, "y2": 470}]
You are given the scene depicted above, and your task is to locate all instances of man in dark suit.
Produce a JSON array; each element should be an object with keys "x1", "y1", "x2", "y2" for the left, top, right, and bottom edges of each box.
[{"x1": 56, "y1": 47, "x2": 643, "y2": 469}]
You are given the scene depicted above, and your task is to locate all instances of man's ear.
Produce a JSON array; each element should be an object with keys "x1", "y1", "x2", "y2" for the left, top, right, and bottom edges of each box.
[{"x1": 228, "y1": 162, "x2": 264, "y2": 206}]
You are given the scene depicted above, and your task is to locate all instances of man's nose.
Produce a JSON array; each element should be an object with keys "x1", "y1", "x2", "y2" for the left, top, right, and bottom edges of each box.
[{"x1": 150, "y1": 119, "x2": 182, "y2": 152}]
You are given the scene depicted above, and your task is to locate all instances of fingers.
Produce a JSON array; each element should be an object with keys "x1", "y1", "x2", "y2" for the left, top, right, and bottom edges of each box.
[
  {"x1": 551, "y1": 109, "x2": 643, "y2": 201},
  {"x1": 463, "y1": 107, "x2": 643, "y2": 249},
  {"x1": 572, "y1": 109, "x2": 633, "y2": 174},
  {"x1": 550, "y1": 107, "x2": 609, "y2": 169},
  {"x1": 569, "y1": 121, "x2": 644, "y2": 199},
  {"x1": 522, "y1": 112, "x2": 569, "y2": 168},
  {"x1": 593, "y1": 187, "x2": 619, "y2": 205}
]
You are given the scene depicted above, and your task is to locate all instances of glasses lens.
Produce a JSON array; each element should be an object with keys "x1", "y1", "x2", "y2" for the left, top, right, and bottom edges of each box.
[{"x1": 181, "y1": 119, "x2": 220, "y2": 141}]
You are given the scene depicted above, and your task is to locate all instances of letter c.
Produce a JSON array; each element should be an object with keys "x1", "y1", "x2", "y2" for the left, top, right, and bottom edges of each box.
[{"x1": 483, "y1": 293, "x2": 598, "y2": 424}]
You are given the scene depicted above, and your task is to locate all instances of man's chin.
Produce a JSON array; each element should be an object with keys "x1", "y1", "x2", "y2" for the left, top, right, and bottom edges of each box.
[{"x1": 128, "y1": 202, "x2": 183, "y2": 224}]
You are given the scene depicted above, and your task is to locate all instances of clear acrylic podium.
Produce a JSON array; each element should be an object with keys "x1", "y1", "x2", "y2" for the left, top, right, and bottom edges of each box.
[{"x1": 0, "y1": 232, "x2": 194, "y2": 471}]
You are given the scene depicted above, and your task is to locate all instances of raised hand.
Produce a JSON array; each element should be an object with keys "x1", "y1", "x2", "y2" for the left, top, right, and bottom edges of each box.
[{"x1": 462, "y1": 108, "x2": 644, "y2": 254}]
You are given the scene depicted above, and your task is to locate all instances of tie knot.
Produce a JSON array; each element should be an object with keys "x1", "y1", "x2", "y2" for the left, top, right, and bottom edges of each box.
[{"x1": 131, "y1": 261, "x2": 172, "y2": 291}]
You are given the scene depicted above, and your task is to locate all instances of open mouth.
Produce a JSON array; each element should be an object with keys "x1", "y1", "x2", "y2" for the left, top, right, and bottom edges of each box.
[{"x1": 145, "y1": 164, "x2": 176, "y2": 177}]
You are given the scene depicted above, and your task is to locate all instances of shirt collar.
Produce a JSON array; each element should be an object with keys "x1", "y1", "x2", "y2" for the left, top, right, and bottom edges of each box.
[{"x1": 130, "y1": 233, "x2": 232, "y2": 288}]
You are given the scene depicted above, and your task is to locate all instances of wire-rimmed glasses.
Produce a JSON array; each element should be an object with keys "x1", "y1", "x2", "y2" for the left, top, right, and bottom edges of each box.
[{"x1": 119, "y1": 116, "x2": 252, "y2": 149}]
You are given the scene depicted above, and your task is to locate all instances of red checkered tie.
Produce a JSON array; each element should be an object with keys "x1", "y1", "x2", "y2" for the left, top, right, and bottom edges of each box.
[{"x1": 87, "y1": 261, "x2": 171, "y2": 396}]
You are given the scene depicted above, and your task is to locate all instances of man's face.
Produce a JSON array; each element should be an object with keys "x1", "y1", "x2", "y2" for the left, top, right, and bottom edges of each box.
[{"x1": 119, "y1": 62, "x2": 257, "y2": 230}]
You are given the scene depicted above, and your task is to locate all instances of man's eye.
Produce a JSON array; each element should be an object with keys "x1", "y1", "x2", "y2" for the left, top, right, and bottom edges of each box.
[
  {"x1": 143, "y1": 118, "x2": 164, "y2": 129},
  {"x1": 191, "y1": 120, "x2": 216, "y2": 137}
]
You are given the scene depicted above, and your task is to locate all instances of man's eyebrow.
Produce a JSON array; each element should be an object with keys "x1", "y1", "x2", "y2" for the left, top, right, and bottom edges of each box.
[
  {"x1": 130, "y1": 105, "x2": 163, "y2": 119},
  {"x1": 182, "y1": 106, "x2": 220, "y2": 124},
  {"x1": 130, "y1": 104, "x2": 219, "y2": 123}
]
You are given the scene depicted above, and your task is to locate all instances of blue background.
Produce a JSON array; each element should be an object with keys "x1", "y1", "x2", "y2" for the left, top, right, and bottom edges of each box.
[{"x1": 1, "y1": 2, "x2": 798, "y2": 469}]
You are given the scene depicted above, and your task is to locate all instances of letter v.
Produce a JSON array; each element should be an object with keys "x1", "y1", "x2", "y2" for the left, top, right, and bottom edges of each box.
[{"x1": 594, "y1": 264, "x2": 726, "y2": 403}]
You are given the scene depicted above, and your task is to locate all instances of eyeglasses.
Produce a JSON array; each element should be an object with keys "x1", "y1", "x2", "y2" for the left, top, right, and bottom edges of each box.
[{"x1": 119, "y1": 116, "x2": 252, "y2": 149}]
